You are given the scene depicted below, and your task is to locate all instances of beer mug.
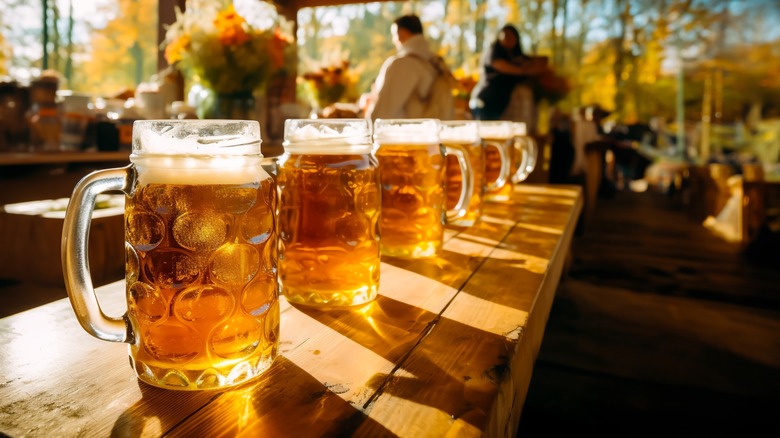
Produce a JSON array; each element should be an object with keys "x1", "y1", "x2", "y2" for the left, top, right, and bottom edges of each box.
[
  {"x1": 62, "y1": 120, "x2": 278, "y2": 390},
  {"x1": 277, "y1": 119, "x2": 380, "y2": 308},
  {"x1": 441, "y1": 120, "x2": 484, "y2": 227},
  {"x1": 511, "y1": 122, "x2": 538, "y2": 184},
  {"x1": 374, "y1": 118, "x2": 471, "y2": 258},
  {"x1": 479, "y1": 121, "x2": 514, "y2": 202}
]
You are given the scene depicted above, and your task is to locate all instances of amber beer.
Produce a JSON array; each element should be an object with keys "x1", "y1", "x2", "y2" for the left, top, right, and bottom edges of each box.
[
  {"x1": 441, "y1": 121, "x2": 484, "y2": 227},
  {"x1": 62, "y1": 120, "x2": 277, "y2": 390},
  {"x1": 374, "y1": 119, "x2": 470, "y2": 258},
  {"x1": 125, "y1": 175, "x2": 277, "y2": 389},
  {"x1": 376, "y1": 142, "x2": 445, "y2": 257},
  {"x1": 480, "y1": 121, "x2": 514, "y2": 202},
  {"x1": 277, "y1": 119, "x2": 380, "y2": 308}
]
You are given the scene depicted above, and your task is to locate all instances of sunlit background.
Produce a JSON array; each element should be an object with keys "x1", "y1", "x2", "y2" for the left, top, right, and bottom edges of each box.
[{"x1": 1, "y1": 0, "x2": 779, "y2": 126}]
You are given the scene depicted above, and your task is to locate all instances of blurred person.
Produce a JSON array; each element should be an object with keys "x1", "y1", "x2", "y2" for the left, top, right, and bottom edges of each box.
[
  {"x1": 470, "y1": 25, "x2": 543, "y2": 121},
  {"x1": 364, "y1": 14, "x2": 453, "y2": 120}
]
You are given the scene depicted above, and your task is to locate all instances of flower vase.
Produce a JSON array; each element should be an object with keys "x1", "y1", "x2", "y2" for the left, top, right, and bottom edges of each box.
[
  {"x1": 198, "y1": 90, "x2": 257, "y2": 120},
  {"x1": 197, "y1": 89, "x2": 268, "y2": 137}
]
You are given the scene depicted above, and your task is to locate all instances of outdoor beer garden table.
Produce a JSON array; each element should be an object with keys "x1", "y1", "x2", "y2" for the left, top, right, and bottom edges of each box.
[{"x1": 0, "y1": 184, "x2": 582, "y2": 437}]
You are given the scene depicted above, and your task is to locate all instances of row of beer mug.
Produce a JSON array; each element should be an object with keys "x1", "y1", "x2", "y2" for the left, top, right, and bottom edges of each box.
[{"x1": 61, "y1": 118, "x2": 537, "y2": 391}]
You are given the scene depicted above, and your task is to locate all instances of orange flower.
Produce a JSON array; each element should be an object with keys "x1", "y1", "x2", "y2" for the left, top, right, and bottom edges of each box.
[
  {"x1": 268, "y1": 28, "x2": 290, "y2": 68},
  {"x1": 164, "y1": 34, "x2": 190, "y2": 64},
  {"x1": 214, "y1": 5, "x2": 250, "y2": 46}
]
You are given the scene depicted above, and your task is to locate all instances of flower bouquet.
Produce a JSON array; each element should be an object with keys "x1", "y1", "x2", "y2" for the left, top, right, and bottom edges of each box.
[
  {"x1": 299, "y1": 60, "x2": 359, "y2": 111},
  {"x1": 163, "y1": 0, "x2": 294, "y2": 118}
]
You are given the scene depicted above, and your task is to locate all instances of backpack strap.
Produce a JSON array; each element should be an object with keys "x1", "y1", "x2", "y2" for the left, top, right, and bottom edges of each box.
[
  {"x1": 405, "y1": 53, "x2": 456, "y2": 95},
  {"x1": 402, "y1": 53, "x2": 456, "y2": 119}
]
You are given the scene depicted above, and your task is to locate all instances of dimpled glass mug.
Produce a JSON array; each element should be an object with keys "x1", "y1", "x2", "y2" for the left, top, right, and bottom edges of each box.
[
  {"x1": 441, "y1": 120, "x2": 484, "y2": 227},
  {"x1": 277, "y1": 119, "x2": 381, "y2": 308},
  {"x1": 62, "y1": 120, "x2": 278, "y2": 390},
  {"x1": 373, "y1": 118, "x2": 471, "y2": 258}
]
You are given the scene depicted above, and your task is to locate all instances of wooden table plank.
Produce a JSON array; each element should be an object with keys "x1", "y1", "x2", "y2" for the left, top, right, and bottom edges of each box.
[
  {"x1": 0, "y1": 184, "x2": 581, "y2": 437},
  {"x1": 0, "y1": 295, "x2": 216, "y2": 438},
  {"x1": 166, "y1": 194, "x2": 525, "y2": 437},
  {"x1": 354, "y1": 187, "x2": 582, "y2": 438}
]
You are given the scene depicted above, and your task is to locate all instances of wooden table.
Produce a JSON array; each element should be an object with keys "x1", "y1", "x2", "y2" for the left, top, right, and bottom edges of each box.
[{"x1": 0, "y1": 185, "x2": 582, "y2": 438}]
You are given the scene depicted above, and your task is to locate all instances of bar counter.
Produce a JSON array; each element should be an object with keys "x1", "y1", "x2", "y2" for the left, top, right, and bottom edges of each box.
[
  {"x1": 0, "y1": 151, "x2": 131, "y2": 166},
  {"x1": 0, "y1": 184, "x2": 582, "y2": 437}
]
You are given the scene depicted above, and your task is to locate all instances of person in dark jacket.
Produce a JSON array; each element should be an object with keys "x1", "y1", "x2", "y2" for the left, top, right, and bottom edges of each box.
[{"x1": 470, "y1": 25, "x2": 542, "y2": 121}]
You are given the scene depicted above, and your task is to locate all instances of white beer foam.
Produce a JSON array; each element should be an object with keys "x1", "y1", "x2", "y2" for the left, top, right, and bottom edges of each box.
[
  {"x1": 373, "y1": 119, "x2": 439, "y2": 144},
  {"x1": 283, "y1": 119, "x2": 372, "y2": 154},
  {"x1": 478, "y1": 121, "x2": 513, "y2": 139},
  {"x1": 133, "y1": 155, "x2": 267, "y2": 186},
  {"x1": 133, "y1": 120, "x2": 262, "y2": 156},
  {"x1": 512, "y1": 122, "x2": 527, "y2": 136},
  {"x1": 440, "y1": 122, "x2": 480, "y2": 143}
]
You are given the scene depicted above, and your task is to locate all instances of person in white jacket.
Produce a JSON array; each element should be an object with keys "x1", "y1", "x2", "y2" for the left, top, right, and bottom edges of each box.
[{"x1": 364, "y1": 15, "x2": 439, "y2": 120}]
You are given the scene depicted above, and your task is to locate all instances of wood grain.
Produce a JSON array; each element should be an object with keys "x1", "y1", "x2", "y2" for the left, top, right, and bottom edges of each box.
[{"x1": 0, "y1": 184, "x2": 581, "y2": 437}]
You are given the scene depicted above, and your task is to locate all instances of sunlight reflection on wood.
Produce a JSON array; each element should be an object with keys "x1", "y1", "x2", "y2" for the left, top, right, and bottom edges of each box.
[
  {"x1": 378, "y1": 263, "x2": 459, "y2": 314},
  {"x1": 280, "y1": 302, "x2": 395, "y2": 403},
  {"x1": 443, "y1": 292, "x2": 530, "y2": 339},
  {"x1": 513, "y1": 222, "x2": 564, "y2": 235},
  {"x1": 479, "y1": 215, "x2": 516, "y2": 227},
  {"x1": 446, "y1": 233, "x2": 501, "y2": 252},
  {"x1": 488, "y1": 248, "x2": 550, "y2": 274},
  {"x1": 0, "y1": 185, "x2": 582, "y2": 437},
  {"x1": 520, "y1": 185, "x2": 580, "y2": 197}
]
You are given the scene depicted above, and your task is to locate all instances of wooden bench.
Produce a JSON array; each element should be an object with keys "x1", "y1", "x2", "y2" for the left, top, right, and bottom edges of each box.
[{"x1": 0, "y1": 197, "x2": 124, "y2": 286}]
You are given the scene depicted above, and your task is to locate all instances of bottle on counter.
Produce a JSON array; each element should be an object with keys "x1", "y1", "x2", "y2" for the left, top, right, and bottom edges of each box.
[
  {"x1": 27, "y1": 76, "x2": 61, "y2": 152},
  {"x1": 59, "y1": 91, "x2": 93, "y2": 151},
  {"x1": 0, "y1": 80, "x2": 28, "y2": 152},
  {"x1": 116, "y1": 99, "x2": 143, "y2": 151},
  {"x1": 93, "y1": 98, "x2": 122, "y2": 151},
  {"x1": 135, "y1": 81, "x2": 166, "y2": 120}
]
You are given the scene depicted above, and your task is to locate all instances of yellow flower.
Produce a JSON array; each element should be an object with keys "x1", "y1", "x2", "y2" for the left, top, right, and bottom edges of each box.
[
  {"x1": 164, "y1": 34, "x2": 190, "y2": 64},
  {"x1": 163, "y1": 1, "x2": 294, "y2": 95},
  {"x1": 268, "y1": 28, "x2": 292, "y2": 68},
  {"x1": 213, "y1": 5, "x2": 250, "y2": 46},
  {"x1": 301, "y1": 60, "x2": 358, "y2": 108}
]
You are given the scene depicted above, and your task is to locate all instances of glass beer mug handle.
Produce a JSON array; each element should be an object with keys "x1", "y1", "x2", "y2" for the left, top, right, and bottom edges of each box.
[
  {"x1": 444, "y1": 145, "x2": 473, "y2": 222},
  {"x1": 511, "y1": 136, "x2": 538, "y2": 184},
  {"x1": 261, "y1": 156, "x2": 278, "y2": 179},
  {"x1": 485, "y1": 140, "x2": 510, "y2": 191},
  {"x1": 62, "y1": 165, "x2": 136, "y2": 344}
]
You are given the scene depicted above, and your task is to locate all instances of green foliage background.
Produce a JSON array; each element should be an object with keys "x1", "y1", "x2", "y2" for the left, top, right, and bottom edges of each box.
[
  {"x1": 296, "y1": 0, "x2": 780, "y2": 125},
  {"x1": 1, "y1": 0, "x2": 779, "y2": 125}
]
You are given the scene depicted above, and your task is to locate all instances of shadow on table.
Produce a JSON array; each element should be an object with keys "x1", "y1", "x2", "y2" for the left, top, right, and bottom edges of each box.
[
  {"x1": 111, "y1": 356, "x2": 394, "y2": 437},
  {"x1": 296, "y1": 294, "x2": 515, "y2": 432}
]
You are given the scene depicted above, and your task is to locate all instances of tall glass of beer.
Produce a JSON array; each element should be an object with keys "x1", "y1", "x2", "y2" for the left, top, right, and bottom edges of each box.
[
  {"x1": 510, "y1": 122, "x2": 538, "y2": 184},
  {"x1": 479, "y1": 121, "x2": 514, "y2": 201},
  {"x1": 62, "y1": 120, "x2": 278, "y2": 390},
  {"x1": 374, "y1": 118, "x2": 471, "y2": 258},
  {"x1": 277, "y1": 119, "x2": 380, "y2": 308},
  {"x1": 441, "y1": 120, "x2": 483, "y2": 227}
]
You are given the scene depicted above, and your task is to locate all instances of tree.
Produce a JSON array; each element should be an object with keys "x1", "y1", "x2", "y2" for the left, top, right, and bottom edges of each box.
[
  {"x1": 0, "y1": 32, "x2": 10, "y2": 76},
  {"x1": 289, "y1": 0, "x2": 780, "y2": 128},
  {"x1": 76, "y1": 0, "x2": 158, "y2": 95}
]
